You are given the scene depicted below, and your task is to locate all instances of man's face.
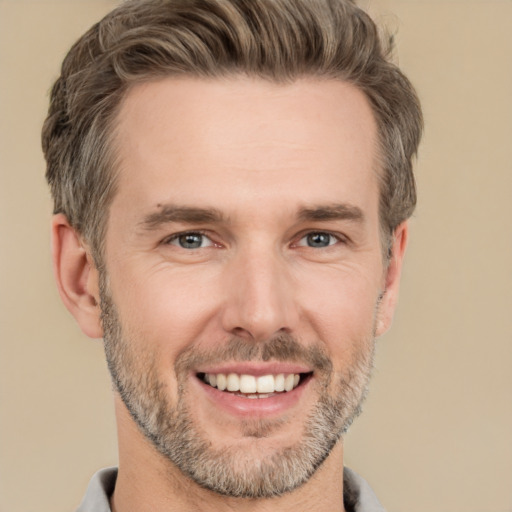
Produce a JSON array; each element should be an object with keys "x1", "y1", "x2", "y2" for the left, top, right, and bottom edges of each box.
[{"x1": 98, "y1": 76, "x2": 402, "y2": 497}]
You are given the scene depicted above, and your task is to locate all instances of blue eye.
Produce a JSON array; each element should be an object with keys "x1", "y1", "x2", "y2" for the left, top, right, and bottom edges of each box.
[
  {"x1": 298, "y1": 232, "x2": 338, "y2": 248},
  {"x1": 167, "y1": 232, "x2": 213, "y2": 249}
]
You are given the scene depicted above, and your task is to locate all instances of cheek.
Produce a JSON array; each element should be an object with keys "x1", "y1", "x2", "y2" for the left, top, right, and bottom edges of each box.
[
  {"x1": 297, "y1": 264, "x2": 382, "y2": 345},
  {"x1": 107, "y1": 254, "x2": 383, "y2": 363},
  {"x1": 109, "y1": 264, "x2": 221, "y2": 354}
]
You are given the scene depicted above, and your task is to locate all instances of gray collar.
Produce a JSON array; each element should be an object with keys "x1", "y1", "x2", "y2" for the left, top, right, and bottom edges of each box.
[{"x1": 77, "y1": 466, "x2": 384, "y2": 512}]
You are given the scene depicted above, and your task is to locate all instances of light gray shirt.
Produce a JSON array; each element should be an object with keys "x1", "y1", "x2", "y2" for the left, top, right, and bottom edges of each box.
[{"x1": 76, "y1": 466, "x2": 384, "y2": 512}]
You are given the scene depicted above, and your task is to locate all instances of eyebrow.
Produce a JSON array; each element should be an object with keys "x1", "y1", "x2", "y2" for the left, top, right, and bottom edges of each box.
[
  {"x1": 139, "y1": 202, "x2": 365, "y2": 231},
  {"x1": 297, "y1": 203, "x2": 365, "y2": 223},
  {"x1": 140, "y1": 205, "x2": 227, "y2": 230}
]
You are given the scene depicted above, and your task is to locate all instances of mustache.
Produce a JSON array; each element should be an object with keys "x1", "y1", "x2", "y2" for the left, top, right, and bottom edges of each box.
[{"x1": 175, "y1": 332, "x2": 333, "y2": 376}]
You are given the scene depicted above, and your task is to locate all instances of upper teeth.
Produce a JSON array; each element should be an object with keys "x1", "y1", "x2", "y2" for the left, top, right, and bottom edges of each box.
[{"x1": 204, "y1": 373, "x2": 301, "y2": 394}]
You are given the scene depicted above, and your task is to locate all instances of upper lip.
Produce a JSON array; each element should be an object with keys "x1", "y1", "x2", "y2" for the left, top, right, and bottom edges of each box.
[{"x1": 195, "y1": 362, "x2": 312, "y2": 377}]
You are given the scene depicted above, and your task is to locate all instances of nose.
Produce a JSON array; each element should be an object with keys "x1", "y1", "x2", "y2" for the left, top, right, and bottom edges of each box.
[{"x1": 220, "y1": 244, "x2": 299, "y2": 342}]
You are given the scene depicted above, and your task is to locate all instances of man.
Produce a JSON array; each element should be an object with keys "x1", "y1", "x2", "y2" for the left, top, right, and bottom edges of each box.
[{"x1": 42, "y1": 0, "x2": 422, "y2": 510}]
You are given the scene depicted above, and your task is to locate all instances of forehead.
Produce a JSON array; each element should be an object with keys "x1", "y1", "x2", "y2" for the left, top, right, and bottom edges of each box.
[{"x1": 111, "y1": 76, "x2": 379, "y2": 223}]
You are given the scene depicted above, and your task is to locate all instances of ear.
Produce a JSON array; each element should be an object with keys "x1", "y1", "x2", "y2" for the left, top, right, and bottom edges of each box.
[
  {"x1": 51, "y1": 213, "x2": 103, "y2": 339},
  {"x1": 375, "y1": 221, "x2": 409, "y2": 337}
]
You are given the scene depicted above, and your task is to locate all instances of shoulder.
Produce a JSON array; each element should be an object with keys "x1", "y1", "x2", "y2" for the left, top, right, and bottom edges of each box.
[
  {"x1": 75, "y1": 467, "x2": 117, "y2": 512},
  {"x1": 343, "y1": 467, "x2": 385, "y2": 512}
]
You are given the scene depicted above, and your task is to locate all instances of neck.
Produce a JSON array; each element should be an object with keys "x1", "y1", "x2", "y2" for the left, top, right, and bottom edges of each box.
[{"x1": 111, "y1": 400, "x2": 346, "y2": 512}]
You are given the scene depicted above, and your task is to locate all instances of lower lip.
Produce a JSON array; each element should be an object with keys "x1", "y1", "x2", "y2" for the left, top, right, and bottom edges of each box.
[{"x1": 192, "y1": 375, "x2": 310, "y2": 418}]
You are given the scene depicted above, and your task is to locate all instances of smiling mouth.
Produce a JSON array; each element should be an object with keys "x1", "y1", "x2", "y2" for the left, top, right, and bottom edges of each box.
[{"x1": 197, "y1": 372, "x2": 312, "y2": 399}]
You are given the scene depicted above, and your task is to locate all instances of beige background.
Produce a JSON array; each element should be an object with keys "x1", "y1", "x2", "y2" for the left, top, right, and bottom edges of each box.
[{"x1": 1, "y1": 0, "x2": 511, "y2": 511}]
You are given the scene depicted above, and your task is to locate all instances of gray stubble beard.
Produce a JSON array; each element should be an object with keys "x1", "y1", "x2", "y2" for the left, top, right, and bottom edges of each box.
[{"x1": 99, "y1": 276, "x2": 376, "y2": 498}]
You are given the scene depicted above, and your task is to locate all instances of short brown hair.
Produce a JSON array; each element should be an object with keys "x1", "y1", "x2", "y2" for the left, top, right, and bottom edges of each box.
[{"x1": 42, "y1": 0, "x2": 422, "y2": 264}]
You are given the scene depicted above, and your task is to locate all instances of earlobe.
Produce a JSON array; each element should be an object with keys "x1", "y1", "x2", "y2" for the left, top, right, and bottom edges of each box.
[
  {"x1": 375, "y1": 221, "x2": 409, "y2": 337},
  {"x1": 51, "y1": 213, "x2": 103, "y2": 339}
]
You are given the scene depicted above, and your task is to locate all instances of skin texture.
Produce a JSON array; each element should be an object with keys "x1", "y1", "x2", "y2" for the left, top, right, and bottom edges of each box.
[{"x1": 52, "y1": 76, "x2": 408, "y2": 512}]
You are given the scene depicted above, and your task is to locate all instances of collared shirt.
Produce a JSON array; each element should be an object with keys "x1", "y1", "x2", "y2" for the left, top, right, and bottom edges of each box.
[{"x1": 76, "y1": 466, "x2": 384, "y2": 512}]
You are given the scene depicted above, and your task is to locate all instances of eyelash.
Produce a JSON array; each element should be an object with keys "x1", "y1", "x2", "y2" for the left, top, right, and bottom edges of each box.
[
  {"x1": 294, "y1": 231, "x2": 344, "y2": 248},
  {"x1": 162, "y1": 230, "x2": 347, "y2": 250},
  {"x1": 163, "y1": 231, "x2": 215, "y2": 249}
]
